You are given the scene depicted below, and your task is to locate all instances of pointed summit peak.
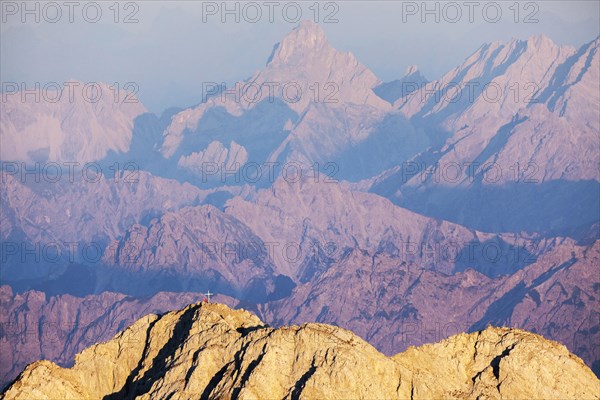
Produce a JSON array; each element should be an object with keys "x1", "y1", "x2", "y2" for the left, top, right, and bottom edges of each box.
[
  {"x1": 497, "y1": 34, "x2": 559, "y2": 54},
  {"x1": 268, "y1": 20, "x2": 329, "y2": 66},
  {"x1": 296, "y1": 19, "x2": 325, "y2": 32},
  {"x1": 404, "y1": 65, "x2": 419, "y2": 76},
  {"x1": 291, "y1": 19, "x2": 327, "y2": 42},
  {"x1": 526, "y1": 33, "x2": 556, "y2": 50}
]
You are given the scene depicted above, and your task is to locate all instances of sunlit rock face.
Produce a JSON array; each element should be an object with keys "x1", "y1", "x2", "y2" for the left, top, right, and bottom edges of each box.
[{"x1": 3, "y1": 302, "x2": 599, "y2": 400}]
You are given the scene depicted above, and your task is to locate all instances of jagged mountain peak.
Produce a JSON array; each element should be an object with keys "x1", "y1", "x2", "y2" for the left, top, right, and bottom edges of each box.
[
  {"x1": 258, "y1": 20, "x2": 387, "y2": 111},
  {"x1": 397, "y1": 33, "x2": 578, "y2": 122},
  {"x1": 526, "y1": 33, "x2": 556, "y2": 48},
  {"x1": 160, "y1": 21, "x2": 389, "y2": 159},
  {"x1": 404, "y1": 64, "x2": 420, "y2": 76},
  {"x1": 267, "y1": 20, "x2": 329, "y2": 67},
  {"x1": 3, "y1": 302, "x2": 599, "y2": 399},
  {"x1": 484, "y1": 34, "x2": 561, "y2": 56},
  {"x1": 389, "y1": 33, "x2": 598, "y2": 187},
  {"x1": 495, "y1": 33, "x2": 556, "y2": 49}
]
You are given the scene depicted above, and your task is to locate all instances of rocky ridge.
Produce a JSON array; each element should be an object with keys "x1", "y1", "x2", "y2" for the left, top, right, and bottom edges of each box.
[
  {"x1": 0, "y1": 286, "x2": 238, "y2": 390},
  {"x1": 3, "y1": 302, "x2": 599, "y2": 399}
]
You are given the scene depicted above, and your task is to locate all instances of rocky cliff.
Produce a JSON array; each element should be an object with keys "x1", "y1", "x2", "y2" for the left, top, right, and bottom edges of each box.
[
  {"x1": 261, "y1": 237, "x2": 600, "y2": 377},
  {"x1": 3, "y1": 302, "x2": 599, "y2": 399},
  {"x1": 0, "y1": 286, "x2": 238, "y2": 390}
]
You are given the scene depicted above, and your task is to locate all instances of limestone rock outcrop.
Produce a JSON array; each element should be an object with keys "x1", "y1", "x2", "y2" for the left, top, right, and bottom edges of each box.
[{"x1": 3, "y1": 302, "x2": 599, "y2": 399}]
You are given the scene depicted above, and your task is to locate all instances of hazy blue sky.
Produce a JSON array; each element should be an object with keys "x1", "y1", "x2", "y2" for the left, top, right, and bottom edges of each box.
[{"x1": 2, "y1": 1, "x2": 599, "y2": 113}]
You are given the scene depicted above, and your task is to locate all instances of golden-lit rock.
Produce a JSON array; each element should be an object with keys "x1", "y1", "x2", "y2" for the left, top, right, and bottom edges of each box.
[{"x1": 3, "y1": 302, "x2": 599, "y2": 399}]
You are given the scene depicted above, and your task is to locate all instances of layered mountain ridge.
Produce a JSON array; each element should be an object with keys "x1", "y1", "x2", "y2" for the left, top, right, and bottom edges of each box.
[
  {"x1": 3, "y1": 302, "x2": 599, "y2": 399},
  {"x1": 2, "y1": 175, "x2": 598, "y2": 386},
  {"x1": 0, "y1": 285, "x2": 240, "y2": 390},
  {"x1": 0, "y1": 82, "x2": 146, "y2": 164},
  {"x1": 1, "y1": 19, "x2": 599, "y2": 395}
]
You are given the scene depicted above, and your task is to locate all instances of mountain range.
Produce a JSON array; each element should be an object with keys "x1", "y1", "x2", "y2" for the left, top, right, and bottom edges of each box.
[
  {"x1": 1, "y1": 20, "x2": 599, "y2": 393},
  {"x1": 3, "y1": 302, "x2": 599, "y2": 399}
]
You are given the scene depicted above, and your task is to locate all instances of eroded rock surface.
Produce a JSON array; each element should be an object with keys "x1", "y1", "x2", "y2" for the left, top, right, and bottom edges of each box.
[{"x1": 3, "y1": 302, "x2": 599, "y2": 399}]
